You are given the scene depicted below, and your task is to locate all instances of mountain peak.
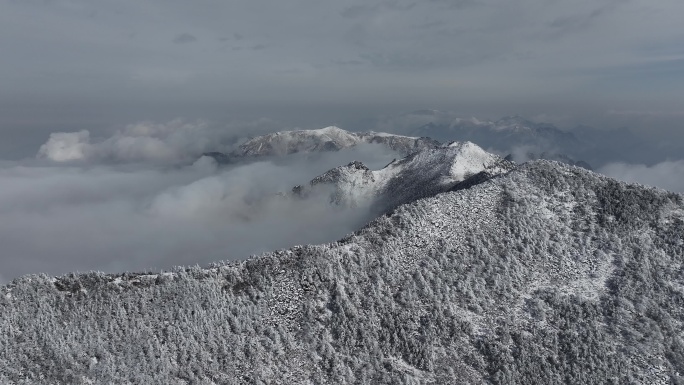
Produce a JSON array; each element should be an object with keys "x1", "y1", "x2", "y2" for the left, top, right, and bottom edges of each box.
[
  {"x1": 301, "y1": 141, "x2": 513, "y2": 212},
  {"x1": 317, "y1": 125, "x2": 345, "y2": 133},
  {"x1": 232, "y1": 126, "x2": 440, "y2": 158}
]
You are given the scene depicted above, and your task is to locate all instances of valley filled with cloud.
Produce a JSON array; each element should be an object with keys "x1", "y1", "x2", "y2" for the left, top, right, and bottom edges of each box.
[
  {"x1": 1, "y1": 113, "x2": 682, "y2": 283},
  {"x1": 0, "y1": 121, "x2": 405, "y2": 281}
]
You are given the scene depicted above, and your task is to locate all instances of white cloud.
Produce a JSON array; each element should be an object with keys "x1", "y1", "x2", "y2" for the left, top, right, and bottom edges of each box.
[
  {"x1": 36, "y1": 119, "x2": 233, "y2": 164},
  {"x1": 599, "y1": 160, "x2": 684, "y2": 193},
  {"x1": 37, "y1": 130, "x2": 91, "y2": 162},
  {"x1": 4, "y1": 141, "x2": 400, "y2": 281},
  {"x1": 504, "y1": 145, "x2": 542, "y2": 163}
]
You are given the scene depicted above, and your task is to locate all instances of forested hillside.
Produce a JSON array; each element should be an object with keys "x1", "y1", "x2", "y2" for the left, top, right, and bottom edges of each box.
[{"x1": 1, "y1": 161, "x2": 683, "y2": 384}]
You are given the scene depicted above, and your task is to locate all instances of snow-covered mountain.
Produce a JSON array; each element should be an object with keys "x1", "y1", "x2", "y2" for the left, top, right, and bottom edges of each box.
[
  {"x1": 3, "y1": 160, "x2": 684, "y2": 384},
  {"x1": 204, "y1": 126, "x2": 440, "y2": 163},
  {"x1": 296, "y1": 141, "x2": 513, "y2": 214},
  {"x1": 411, "y1": 114, "x2": 579, "y2": 152},
  {"x1": 506, "y1": 151, "x2": 593, "y2": 170}
]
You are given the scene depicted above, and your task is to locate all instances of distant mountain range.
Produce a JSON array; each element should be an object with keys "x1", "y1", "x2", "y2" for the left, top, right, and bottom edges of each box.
[
  {"x1": 200, "y1": 110, "x2": 683, "y2": 169},
  {"x1": 396, "y1": 111, "x2": 592, "y2": 166},
  {"x1": 204, "y1": 124, "x2": 592, "y2": 170},
  {"x1": 409, "y1": 113, "x2": 578, "y2": 149},
  {"x1": 203, "y1": 126, "x2": 440, "y2": 164},
  {"x1": 378, "y1": 109, "x2": 684, "y2": 167}
]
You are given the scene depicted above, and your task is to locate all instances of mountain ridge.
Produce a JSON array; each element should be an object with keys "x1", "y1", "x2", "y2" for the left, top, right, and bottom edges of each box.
[
  {"x1": 295, "y1": 141, "x2": 513, "y2": 214},
  {"x1": 2, "y1": 160, "x2": 683, "y2": 384},
  {"x1": 201, "y1": 122, "x2": 594, "y2": 172},
  {"x1": 409, "y1": 114, "x2": 580, "y2": 152},
  {"x1": 204, "y1": 126, "x2": 440, "y2": 164}
]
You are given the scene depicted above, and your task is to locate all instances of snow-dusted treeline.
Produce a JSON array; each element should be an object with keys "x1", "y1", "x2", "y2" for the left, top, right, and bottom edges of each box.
[{"x1": 1, "y1": 161, "x2": 683, "y2": 384}]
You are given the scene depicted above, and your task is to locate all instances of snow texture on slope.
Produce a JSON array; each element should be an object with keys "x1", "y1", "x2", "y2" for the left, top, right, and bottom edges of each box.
[
  {"x1": 300, "y1": 141, "x2": 513, "y2": 214},
  {"x1": 220, "y1": 126, "x2": 440, "y2": 161},
  {"x1": 1, "y1": 161, "x2": 684, "y2": 384}
]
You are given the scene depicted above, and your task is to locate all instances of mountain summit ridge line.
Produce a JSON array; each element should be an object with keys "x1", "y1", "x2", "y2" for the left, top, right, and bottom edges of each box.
[{"x1": 2, "y1": 158, "x2": 683, "y2": 383}]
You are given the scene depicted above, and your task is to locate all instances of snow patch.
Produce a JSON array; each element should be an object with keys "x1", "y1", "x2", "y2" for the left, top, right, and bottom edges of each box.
[{"x1": 447, "y1": 141, "x2": 499, "y2": 182}]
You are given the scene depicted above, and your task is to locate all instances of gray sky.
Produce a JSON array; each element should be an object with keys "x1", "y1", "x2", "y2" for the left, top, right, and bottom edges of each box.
[{"x1": 2, "y1": 1, "x2": 684, "y2": 126}]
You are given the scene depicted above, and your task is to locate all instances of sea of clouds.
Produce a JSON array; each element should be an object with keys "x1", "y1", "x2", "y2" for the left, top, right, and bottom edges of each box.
[
  {"x1": 0, "y1": 120, "x2": 401, "y2": 281},
  {"x1": 1, "y1": 117, "x2": 682, "y2": 284}
]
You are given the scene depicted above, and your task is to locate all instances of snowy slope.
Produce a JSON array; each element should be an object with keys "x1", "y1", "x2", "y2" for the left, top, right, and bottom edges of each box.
[
  {"x1": 2, "y1": 161, "x2": 684, "y2": 384},
  {"x1": 237, "y1": 126, "x2": 361, "y2": 157},
  {"x1": 299, "y1": 141, "x2": 513, "y2": 213},
  {"x1": 205, "y1": 126, "x2": 440, "y2": 163}
]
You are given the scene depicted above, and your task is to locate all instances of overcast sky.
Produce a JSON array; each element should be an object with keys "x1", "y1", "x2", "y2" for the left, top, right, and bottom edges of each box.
[{"x1": 2, "y1": 0, "x2": 684, "y2": 143}]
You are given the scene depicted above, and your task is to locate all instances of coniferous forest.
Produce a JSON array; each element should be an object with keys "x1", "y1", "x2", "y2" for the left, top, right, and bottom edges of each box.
[{"x1": 2, "y1": 160, "x2": 684, "y2": 384}]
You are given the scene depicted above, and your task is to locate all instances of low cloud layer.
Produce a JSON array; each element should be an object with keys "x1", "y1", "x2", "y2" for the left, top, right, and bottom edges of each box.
[
  {"x1": 4, "y1": 116, "x2": 683, "y2": 282},
  {"x1": 1, "y1": 127, "x2": 401, "y2": 281},
  {"x1": 37, "y1": 120, "x2": 235, "y2": 164},
  {"x1": 599, "y1": 160, "x2": 684, "y2": 194}
]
